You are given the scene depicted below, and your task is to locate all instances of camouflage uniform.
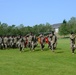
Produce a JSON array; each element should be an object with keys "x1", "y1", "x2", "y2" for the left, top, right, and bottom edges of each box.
[
  {"x1": 19, "y1": 36, "x2": 25, "y2": 52},
  {"x1": 31, "y1": 35, "x2": 37, "y2": 50},
  {"x1": 3, "y1": 36, "x2": 8, "y2": 49},
  {"x1": 48, "y1": 34, "x2": 52, "y2": 49},
  {"x1": 8, "y1": 36, "x2": 13, "y2": 48},
  {"x1": 7, "y1": 36, "x2": 11, "y2": 48},
  {"x1": 12, "y1": 36, "x2": 17, "y2": 48},
  {"x1": 51, "y1": 31, "x2": 57, "y2": 51},
  {"x1": 70, "y1": 32, "x2": 76, "y2": 54},
  {"x1": 0, "y1": 36, "x2": 3, "y2": 49},
  {"x1": 16, "y1": 36, "x2": 21, "y2": 48},
  {"x1": 39, "y1": 34, "x2": 45, "y2": 50},
  {"x1": 27, "y1": 35, "x2": 32, "y2": 50},
  {"x1": 24, "y1": 36, "x2": 28, "y2": 48}
]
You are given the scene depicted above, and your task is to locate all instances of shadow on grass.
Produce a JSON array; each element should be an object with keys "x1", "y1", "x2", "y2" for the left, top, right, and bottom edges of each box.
[
  {"x1": 23, "y1": 47, "x2": 64, "y2": 53},
  {"x1": 35, "y1": 48, "x2": 41, "y2": 51},
  {"x1": 55, "y1": 51, "x2": 64, "y2": 53},
  {"x1": 56, "y1": 48, "x2": 62, "y2": 50},
  {"x1": 55, "y1": 48, "x2": 64, "y2": 53},
  {"x1": 34, "y1": 48, "x2": 49, "y2": 52}
]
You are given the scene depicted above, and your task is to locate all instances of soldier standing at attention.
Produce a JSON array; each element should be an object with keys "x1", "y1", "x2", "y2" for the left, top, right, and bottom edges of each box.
[
  {"x1": 51, "y1": 31, "x2": 57, "y2": 52},
  {"x1": 70, "y1": 32, "x2": 76, "y2": 54}
]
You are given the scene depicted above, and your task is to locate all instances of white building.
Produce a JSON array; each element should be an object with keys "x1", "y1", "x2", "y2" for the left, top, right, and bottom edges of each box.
[{"x1": 51, "y1": 23, "x2": 62, "y2": 33}]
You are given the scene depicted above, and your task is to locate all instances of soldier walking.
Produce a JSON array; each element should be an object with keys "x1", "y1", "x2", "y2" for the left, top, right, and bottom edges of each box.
[
  {"x1": 19, "y1": 36, "x2": 25, "y2": 52},
  {"x1": 70, "y1": 32, "x2": 76, "y2": 54},
  {"x1": 51, "y1": 31, "x2": 57, "y2": 51},
  {"x1": 39, "y1": 34, "x2": 45, "y2": 51},
  {"x1": 31, "y1": 35, "x2": 37, "y2": 51},
  {"x1": 27, "y1": 33, "x2": 33, "y2": 51}
]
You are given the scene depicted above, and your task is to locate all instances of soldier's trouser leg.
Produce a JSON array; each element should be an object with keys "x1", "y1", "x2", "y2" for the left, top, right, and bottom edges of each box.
[
  {"x1": 41, "y1": 43, "x2": 44, "y2": 50},
  {"x1": 5, "y1": 44, "x2": 7, "y2": 49},
  {"x1": 32, "y1": 42, "x2": 34, "y2": 50},
  {"x1": 72, "y1": 45, "x2": 75, "y2": 53},
  {"x1": 72, "y1": 48, "x2": 75, "y2": 53},
  {"x1": 71, "y1": 44, "x2": 75, "y2": 53},
  {"x1": 4, "y1": 43, "x2": 7, "y2": 49},
  {"x1": 34, "y1": 43, "x2": 37, "y2": 49},
  {"x1": 25, "y1": 42, "x2": 28, "y2": 48},
  {"x1": 22, "y1": 43, "x2": 24, "y2": 51},
  {"x1": 20, "y1": 47, "x2": 22, "y2": 51},
  {"x1": 20, "y1": 45, "x2": 22, "y2": 51},
  {"x1": 0, "y1": 44, "x2": 1, "y2": 49},
  {"x1": 1, "y1": 43, "x2": 4, "y2": 49},
  {"x1": 28, "y1": 42, "x2": 32, "y2": 50},
  {"x1": 49, "y1": 42, "x2": 52, "y2": 50},
  {"x1": 51, "y1": 43, "x2": 54, "y2": 51},
  {"x1": 12, "y1": 43, "x2": 15, "y2": 49},
  {"x1": 48, "y1": 42, "x2": 50, "y2": 49},
  {"x1": 53, "y1": 43, "x2": 57, "y2": 49}
]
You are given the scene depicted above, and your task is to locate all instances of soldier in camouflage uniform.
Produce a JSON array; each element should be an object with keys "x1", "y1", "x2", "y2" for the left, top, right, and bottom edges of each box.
[
  {"x1": 3, "y1": 36, "x2": 8, "y2": 49},
  {"x1": 48, "y1": 33, "x2": 52, "y2": 49},
  {"x1": 24, "y1": 36, "x2": 28, "y2": 48},
  {"x1": 70, "y1": 32, "x2": 76, "y2": 54},
  {"x1": 8, "y1": 36, "x2": 13, "y2": 48},
  {"x1": 16, "y1": 35, "x2": 20, "y2": 48},
  {"x1": 7, "y1": 35, "x2": 11, "y2": 48},
  {"x1": 0, "y1": 35, "x2": 3, "y2": 49},
  {"x1": 27, "y1": 33, "x2": 33, "y2": 50},
  {"x1": 51, "y1": 31, "x2": 57, "y2": 51},
  {"x1": 19, "y1": 36, "x2": 25, "y2": 52},
  {"x1": 31, "y1": 35, "x2": 37, "y2": 51},
  {"x1": 12, "y1": 36, "x2": 17, "y2": 48},
  {"x1": 39, "y1": 34, "x2": 45, "y2": 50}
]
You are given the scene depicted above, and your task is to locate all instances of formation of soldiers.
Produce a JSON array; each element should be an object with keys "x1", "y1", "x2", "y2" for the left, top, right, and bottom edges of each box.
[
  {"x1": 0, "y1": 31, "x2": 57, "y2": 52},
  {"x1": 38, "y1": 31, "x2": 57, "y2": 51},
  {"x1": 0, "y1": 31, "x2": 76, "y2": 54}
]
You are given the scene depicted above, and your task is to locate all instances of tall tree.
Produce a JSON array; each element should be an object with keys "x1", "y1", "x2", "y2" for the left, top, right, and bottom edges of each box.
[
  {"x1": 59, "y1": 19, "x2": 69, "y2": 36},
  {"x1": 68, "y1": 17, "x2": 76, "y2": 33}
]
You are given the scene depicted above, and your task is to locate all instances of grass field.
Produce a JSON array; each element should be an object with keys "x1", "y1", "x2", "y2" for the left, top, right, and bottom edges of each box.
[{"x1": 0, "y1": 39, "x2": 76, "y2": 75}]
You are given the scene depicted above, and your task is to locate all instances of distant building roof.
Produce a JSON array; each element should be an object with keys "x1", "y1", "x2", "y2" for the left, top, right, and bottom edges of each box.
[{"x1": 51, "y1": 23, "x2": 62, "y2": 29}]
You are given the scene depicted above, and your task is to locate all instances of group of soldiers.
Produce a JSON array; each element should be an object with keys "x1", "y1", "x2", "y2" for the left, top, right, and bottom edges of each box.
[
  {"x1": 0, "y1": 31, "x2": 76, "y2": 54},
  {"x1": 0, "y1": 35, "x2": 23, "y2": 49},
  {"x1": 0, "y1": 31, "x2": 57, "y2": 52},
  {"x1": 38, "y1": 31, "x2": 57, "y2": 51}
]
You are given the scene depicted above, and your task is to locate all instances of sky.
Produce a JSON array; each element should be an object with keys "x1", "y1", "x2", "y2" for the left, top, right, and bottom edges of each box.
[{"x1": 0, "y1": 0, "x2": 76, "y2": 26}]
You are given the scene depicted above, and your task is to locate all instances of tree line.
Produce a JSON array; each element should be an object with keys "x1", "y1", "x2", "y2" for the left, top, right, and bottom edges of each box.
[
  {"x1": 0, "y1": 22, "x2": 52, "y2": 36},
  {"x1": 0, "y1": 17, "x2": 76, "y2": 36},
  {"x1": 59, "y1": 17, "x2": 76, "y2": 36}
]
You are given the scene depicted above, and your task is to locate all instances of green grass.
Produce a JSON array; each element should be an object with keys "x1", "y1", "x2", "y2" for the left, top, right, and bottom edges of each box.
[{"x1": 0, "y1": 39, "x2": 76, "y2": 75}]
